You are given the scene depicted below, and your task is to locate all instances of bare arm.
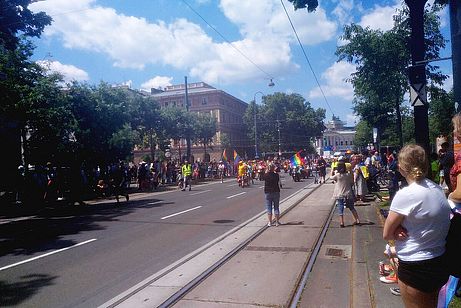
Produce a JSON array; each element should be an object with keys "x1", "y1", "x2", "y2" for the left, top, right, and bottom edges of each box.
[{"x1": 383, "y1": 211, "x2": 407, "y2": 241}]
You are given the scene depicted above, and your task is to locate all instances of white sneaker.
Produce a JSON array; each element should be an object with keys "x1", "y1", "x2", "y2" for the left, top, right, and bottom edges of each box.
[
  {"x1": 275, "y1": 221, "x2": 283, "y2": 227},
  {"x1": 267, "y1": 222, "x2": 273, "y2": 227}
]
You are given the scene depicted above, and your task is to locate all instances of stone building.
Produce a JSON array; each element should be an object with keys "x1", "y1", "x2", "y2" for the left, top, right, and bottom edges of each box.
[
  {"x1": 149, "y1": 82, "x2": 248, "y2": 162},
  {"x1": 314, "y1": 116, "x2": 356, "y2": 157}
]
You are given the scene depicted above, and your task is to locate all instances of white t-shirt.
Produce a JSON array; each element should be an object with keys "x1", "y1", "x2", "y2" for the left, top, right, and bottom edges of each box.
[{"x1": 390, "y1": 178, "x2": 451, "y2": 261}]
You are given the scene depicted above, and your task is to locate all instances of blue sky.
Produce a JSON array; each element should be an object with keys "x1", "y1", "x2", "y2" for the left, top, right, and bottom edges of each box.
[{"x1": 29, "y1": 0, "x2": 453, "y2": 126}]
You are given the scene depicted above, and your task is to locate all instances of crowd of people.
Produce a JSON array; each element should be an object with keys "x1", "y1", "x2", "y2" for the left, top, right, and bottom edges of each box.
[{"x1": 377, "y1": 115, "x2": 461, "y2": 307}]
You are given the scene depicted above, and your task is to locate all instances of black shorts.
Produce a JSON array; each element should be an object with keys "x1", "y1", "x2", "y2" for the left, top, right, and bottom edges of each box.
[{"x1": 398, "y1": 255, "x2": 449, "y2": 293}]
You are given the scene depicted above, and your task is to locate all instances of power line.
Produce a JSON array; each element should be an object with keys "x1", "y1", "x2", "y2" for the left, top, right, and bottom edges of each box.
[
  {"x1": 279, "y1": 0, "x2": 334, "y2": 116},
  {"x1": 181, "y1": 0, "x2": 275, "y2": 82}
]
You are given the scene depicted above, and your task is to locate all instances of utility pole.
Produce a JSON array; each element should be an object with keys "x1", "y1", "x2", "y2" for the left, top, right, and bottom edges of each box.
[
  {"x1": 185, "y1": 76, "x2": 191, "y2": 162},
  {"x1": 405, "y1": 0, "x2": 430, "y2": 154},
  {"x1": 451, "y1": 0, "x2": 461, "y2": 113},
  {"x1": 277, "y1": 117, "x2": 281, "y2": 157}
]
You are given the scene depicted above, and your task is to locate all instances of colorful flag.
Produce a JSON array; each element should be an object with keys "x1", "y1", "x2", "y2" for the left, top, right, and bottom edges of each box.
[
  {"x1": 233, "y1": 150, "x2": 240, "y2": 166},
  {"x1": 222, "y1": 149, "x2": 228, "y2": 161},
  {"x1": 290, "y1": 151, "x2": 304, "y2": 166}
]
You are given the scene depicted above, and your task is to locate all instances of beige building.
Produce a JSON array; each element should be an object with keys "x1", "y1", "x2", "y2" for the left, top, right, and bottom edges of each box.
[
  {"x1": 315, "y1": 116, "x2": 356, "y2": 157},
  {"x1": 149, "y1": 82, "x2": 248, "y2": 161}
]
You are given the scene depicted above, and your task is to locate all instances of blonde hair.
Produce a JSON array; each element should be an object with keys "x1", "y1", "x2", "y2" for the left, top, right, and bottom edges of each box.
[
  {"x1": 398, "y1": 144, "x2": 428, "y2": 182},
  {"x1": 452, "y1": 114, "x2": 461, "y2": 140}
]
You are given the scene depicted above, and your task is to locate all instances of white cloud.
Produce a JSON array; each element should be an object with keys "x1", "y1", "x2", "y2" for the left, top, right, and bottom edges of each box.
[
  {"x1": 308, "y1": 61, "x2": 355, "y2": 100},
  {"x1": 30, "y1": 0, "x2": 337, "y2": 85},
  {"x1": 141, "y1": 76, "x2": 173, "y2": 91},
  {"x1": 37, "y1": 60, "x2": 89, "y2": 82},
  {"x1": 442, "y1": 74, "x2": 453, "y2": 92},
  {"x1": 359, "y1": 1, "x2": 400, "y2": 31}
]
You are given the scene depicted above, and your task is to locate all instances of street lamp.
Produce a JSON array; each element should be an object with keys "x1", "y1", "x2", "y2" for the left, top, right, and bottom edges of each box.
[
  {"x1": 253, "y1": 79, "x2": 275, "y2": 159},
  {"x1": 254, "y1": 91, "x2": 264, "y2": 159}
]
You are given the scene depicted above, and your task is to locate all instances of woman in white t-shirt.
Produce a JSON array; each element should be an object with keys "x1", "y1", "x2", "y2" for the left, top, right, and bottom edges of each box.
[{"x1": 383, "y1": 144, "x2": 451, "y2": 308}]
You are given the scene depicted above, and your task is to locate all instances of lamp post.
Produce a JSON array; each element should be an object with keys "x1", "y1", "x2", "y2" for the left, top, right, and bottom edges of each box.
[{"x1": 253, "y1": 91, "x2": 264, "y2": 159}]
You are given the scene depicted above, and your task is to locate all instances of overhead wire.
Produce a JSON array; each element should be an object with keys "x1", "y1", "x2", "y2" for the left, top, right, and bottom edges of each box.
[
  {"x1": 180, "y1": 0, "x2": 275, "y2": 83},
  {"x1": 279, "y1": 0, "x2": 335, "y2": 117}
]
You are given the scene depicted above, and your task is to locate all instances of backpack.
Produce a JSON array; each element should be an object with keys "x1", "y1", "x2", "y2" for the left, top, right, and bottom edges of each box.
[{"x1": 445, "y1": 210, "x2": 461, "y2": 278}]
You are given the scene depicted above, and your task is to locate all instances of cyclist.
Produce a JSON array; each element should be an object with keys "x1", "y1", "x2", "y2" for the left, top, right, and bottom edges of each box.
[{"x1": 218, "y1": 161, "x2": 226, "y2": 183}]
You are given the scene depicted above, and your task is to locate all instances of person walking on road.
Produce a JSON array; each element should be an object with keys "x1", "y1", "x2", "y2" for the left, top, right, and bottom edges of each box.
[
  {"x1": 331, "y1": 159, "x2": 360, "y2": 228},
  {"x1": 264, "y1": 163, "x2": 283, "y2": 227},
  {"x1": 181, "y1": 159, "x2": 192, "y2": 191},
  {"x1": 383, "y1": 144, "x2": 451, "y2": 308},
  {"x1": 317, "y1": 156, "x2": 327, "y2": 184}
]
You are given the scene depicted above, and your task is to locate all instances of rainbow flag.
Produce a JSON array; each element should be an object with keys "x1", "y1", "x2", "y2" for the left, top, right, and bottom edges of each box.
[
  {"x1": 222, "y1": 149, "x2": 228, "y2": 161},
  {"x1": 290, "y1": 151, "x2": 304, "y2": 166},
  {"x1": 233, "y1": 150, "x2": 240, "y2": 167}
]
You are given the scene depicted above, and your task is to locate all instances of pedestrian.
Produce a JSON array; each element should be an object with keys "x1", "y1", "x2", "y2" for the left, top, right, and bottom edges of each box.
[
  {"x1": 264, "y1": 163, "x2": 283, "y2": 227},
  {"x1": 450, "y1": 113, "x2": 461, "y2": 204},
  {"x1": 181, "y1": 159, "x2": 192, "y2": 191},
  {"x1": 353, "y1": 154, "x2": 368, "y2": 202},
  {"x1": 331, "y1": 160, "x2": 360, "y2": 228},
  {"x1": 317, "y1": 156, "x2": 327, "y2": 184},
  {"x1": 440, "y1": 141, "x2": 454, "y2": 192},
  {"x1": 383, "y1": 144, "x2": 451, "y2": 308}
]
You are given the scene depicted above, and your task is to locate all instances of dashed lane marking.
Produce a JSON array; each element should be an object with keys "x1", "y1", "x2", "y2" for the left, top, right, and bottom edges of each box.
[
  {"x1": 0, "y1": 238, "x2": 97, "y2": 272},
  {"x1": 160, "y1": 206, "x2": 202, "y2": 220},
  {"x1": 189, "y1": 190, "x2": 211, "y2": 196},
  {"x1": 226, "y1": 192, "x2": 247, "y2": 199}
]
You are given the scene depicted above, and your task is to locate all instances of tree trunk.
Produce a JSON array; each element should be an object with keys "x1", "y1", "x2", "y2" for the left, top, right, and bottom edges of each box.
[{"x1": 395, "y1": 97, "x2": 403, "y2": 148}]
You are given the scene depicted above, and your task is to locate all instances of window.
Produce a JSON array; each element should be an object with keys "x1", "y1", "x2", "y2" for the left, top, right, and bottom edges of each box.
[
  {"x1": 164, "y1": 102, "x2": 169, "y2": 107},
  {"x1": 202, "y1": 97, "x2": 208, "y2": 105}
]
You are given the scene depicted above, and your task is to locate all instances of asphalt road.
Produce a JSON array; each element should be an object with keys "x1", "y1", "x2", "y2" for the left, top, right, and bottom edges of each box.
[{"x1": 0, "y1": 172, "x2": 313, "y2": 307}]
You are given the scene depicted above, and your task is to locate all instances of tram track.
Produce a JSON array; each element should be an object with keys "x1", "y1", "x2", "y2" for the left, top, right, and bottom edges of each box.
[{"x1": 155, "y1": 180, "x2": 335, "y2": 308}]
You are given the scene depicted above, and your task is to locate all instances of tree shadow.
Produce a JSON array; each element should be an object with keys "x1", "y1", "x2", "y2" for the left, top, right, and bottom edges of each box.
[
  {"x1": 0, "y1": 197, "x2": 171, "y2": 257},
  {"x1": 0, "y1": 274, "x2": 57, "y2": 306}
]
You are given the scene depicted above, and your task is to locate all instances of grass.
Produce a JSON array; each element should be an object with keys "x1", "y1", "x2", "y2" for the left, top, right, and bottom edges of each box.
[{"x1": 449, "y1": 296, "x2": 461, "y2": 308}]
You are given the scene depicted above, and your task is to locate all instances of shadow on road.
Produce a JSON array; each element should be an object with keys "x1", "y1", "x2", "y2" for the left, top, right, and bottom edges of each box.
[{"x1": 0, "y1": 273, "x2": 57, "y2": 306}]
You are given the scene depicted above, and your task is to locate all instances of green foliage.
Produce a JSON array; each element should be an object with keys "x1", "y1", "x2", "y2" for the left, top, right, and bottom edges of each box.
[
  {"x1": 0, "y1": 0, "x2": 52, "y2": 50},
  {"x1": 109, "y1": 124, "x2": 140, "y2": 161},
  {"x1": 354, "y1": 120, "x2": 373, "y2": 149},
  {"x1": 243, "y1": 92, "x2": 325, "y2": 154},
  {"x1": 336, "y1": 4, "x2": 447, "y2": 148},
  {"x1": 287, "y1": 0, "x2": 318, "y2": 12},
  {"x1": 428, "y1": 87, "x2": 455, "y2": 141}
]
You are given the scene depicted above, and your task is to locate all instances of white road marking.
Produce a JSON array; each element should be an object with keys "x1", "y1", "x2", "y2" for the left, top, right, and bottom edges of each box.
[
  {"x1": 226, "y1": 192, "x2": 247, "y2": 199},
  {"x1": 161, "y1": 206, "x2": 202, "y2": 220},
  {"x1": 148, "y1": 201, "x2": 163, "y2": 205},
  {"x1": 189, "y1": 190, "x2": 211, "y2": 196},
  {"x1": 0, "y1": 238, "x2": 97, "y2": 272}
]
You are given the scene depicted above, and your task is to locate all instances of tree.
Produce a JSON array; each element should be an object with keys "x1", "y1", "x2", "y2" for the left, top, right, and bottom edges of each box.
[
  {"x1": 192, "y1": 113, "x2": 217, "y2": 162},
  {"x1": 287, "y1": 0, "x2": 318, "y2": 12},
  {"x1": 243, "y1": 92, "x2": 325, "y2": 155},
  {"x1": 161, "y1": 107, "x2": 193, "y2": 160},
  {"x1": 0, "y1": 0, "x2": 52, "y2": 50},
  {"x1": 336, "y1": 5, "x2": 448, "y2": 148},
  {"x1": 109, "y1": 123, "x2": 140, "y2": 161},
  {"x1": 354, "y1": 120, "x2": 373, "y2": 150}
]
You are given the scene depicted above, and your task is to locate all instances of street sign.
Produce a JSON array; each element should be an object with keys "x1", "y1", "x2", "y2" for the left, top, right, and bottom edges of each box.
[{"x1": 410, "y1": 83, "x2": 427, "y2": 106}]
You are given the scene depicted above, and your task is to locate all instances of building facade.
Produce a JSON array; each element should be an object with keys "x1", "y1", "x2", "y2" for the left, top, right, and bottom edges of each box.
[
  {"x1": 314, "y1": 116, "x2": 356, "y2": 157},
  {"x1": 149, "y1": 82, "x2": 248, "y2": 162}
]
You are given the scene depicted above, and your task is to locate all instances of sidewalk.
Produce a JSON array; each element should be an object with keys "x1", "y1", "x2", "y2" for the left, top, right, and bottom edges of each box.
[{"x1": 105, "y1": 181, "x2": 403, "y2": 308}]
